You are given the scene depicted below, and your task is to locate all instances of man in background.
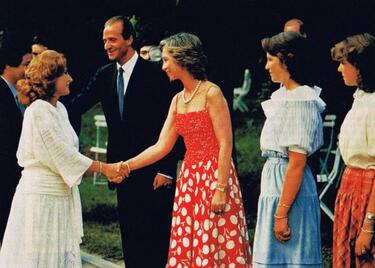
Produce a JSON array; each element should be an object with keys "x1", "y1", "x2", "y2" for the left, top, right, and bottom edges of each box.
[
  {"x1": 283, "y1": 18, "x2": 307, "y2": 38},
  {"x1": 0, "y1": 32, "x2": 32, "y2": 244},
  {"x1": 31, "y1": 35, "x2": 49, "y2": 58}
]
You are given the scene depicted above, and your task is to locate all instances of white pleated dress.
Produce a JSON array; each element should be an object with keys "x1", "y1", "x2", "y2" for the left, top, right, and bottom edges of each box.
[{"x1": 0, "y1": 100, "x2": 92, "y2": 268}]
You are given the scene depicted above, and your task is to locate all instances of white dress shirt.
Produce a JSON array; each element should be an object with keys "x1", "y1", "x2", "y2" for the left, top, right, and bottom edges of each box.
[{"x1": 116, "y1": 52, "x2": 138, "y2": 97}]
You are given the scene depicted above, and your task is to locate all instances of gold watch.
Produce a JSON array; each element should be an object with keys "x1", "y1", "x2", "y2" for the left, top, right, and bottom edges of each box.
[{"x1": 366, "y1": 212, "x2": 375, "y2": 221}]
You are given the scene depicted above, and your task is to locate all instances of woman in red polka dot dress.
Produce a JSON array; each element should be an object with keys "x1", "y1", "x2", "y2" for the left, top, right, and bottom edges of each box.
[{"x1": 123, "y1": 32, "x2": 252, "y2": 267}]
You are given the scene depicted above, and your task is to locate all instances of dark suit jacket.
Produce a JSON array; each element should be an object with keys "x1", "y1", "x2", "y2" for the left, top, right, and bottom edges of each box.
[
  {"x1": 0, "y1": 77, "x2": 23, "y2": 241},
  {"x1": 69, "y1": 57, "x2": 178, "y2": 184},
  {"x1": 68, "y1": 57, "x2": 183, "y2": 267}
]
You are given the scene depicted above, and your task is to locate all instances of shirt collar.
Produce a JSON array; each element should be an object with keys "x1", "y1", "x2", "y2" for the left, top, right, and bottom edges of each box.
[
  {"x1": 1, "y1": 76, "x2": 18, "y2": 99},
  {"x1": 353, "y1": 88, "x2": 366, "y2": 99},
  {"x1": 117, "y1": 52, "x2": 138, "y2": 74}
]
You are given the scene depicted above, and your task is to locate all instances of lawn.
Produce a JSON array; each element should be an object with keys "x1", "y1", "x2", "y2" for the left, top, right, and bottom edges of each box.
[{"x1": 79, "y1": 177, "x2": 123, "y2": 262}]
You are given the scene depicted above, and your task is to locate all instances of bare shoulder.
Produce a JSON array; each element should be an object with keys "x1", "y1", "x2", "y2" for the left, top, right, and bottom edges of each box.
[
  {"x1": 204, "y1": 81, "x2": 225, "y2": 103},
  {"x1": 170, "y1": 92, "x2": 181, "y2": 113}
]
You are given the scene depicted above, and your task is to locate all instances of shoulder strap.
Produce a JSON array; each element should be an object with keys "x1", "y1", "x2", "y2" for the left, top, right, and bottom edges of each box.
[{"x1": 175, "y1": 93, "x2": 179, "y2": 113}]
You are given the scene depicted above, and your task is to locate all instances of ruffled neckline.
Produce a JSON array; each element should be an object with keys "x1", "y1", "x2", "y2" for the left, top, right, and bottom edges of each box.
[
  {"x1": 261, "y1": 85, "x2": 326, "y2": 117},
  {"x1": 272, "y1": 85, "x2": 322, "y2": 100},
  {"x1": 353, "y1": 88, "x2": 375, "y2": 99},
  {"x1": 32, "y1": 99, "x2": 64, "y2": 111},
  {"x1": 270, "y1": 85, "x2": 325, "y2": 108}
]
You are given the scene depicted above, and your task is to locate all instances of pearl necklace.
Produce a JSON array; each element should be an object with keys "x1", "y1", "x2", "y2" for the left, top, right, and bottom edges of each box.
[{"x1": 182, "y1": 80, "x2": 202, "y2": 104}]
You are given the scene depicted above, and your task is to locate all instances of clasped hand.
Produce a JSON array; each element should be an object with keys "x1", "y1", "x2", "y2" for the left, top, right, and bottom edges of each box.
[
  {"x1": 103, "y1": 161, "x2": 130, "y2": 183},
  {"x1": 211, "y1": 190, "x2": 227, "y2": 214},
  {"x1": 274, "y1": 217, "x2": 291, "y2": 243}
]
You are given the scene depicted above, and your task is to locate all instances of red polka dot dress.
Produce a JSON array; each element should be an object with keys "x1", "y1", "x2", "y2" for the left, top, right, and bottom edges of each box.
[{"x1": 166, "y1": 108, "x2": 252, "y2": 268}]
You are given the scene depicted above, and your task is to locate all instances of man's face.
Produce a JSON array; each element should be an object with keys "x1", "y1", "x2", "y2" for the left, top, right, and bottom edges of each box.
[
  {"x1": 11, "y1": 53, "x2": 32, "y2": 81},
  {"x1": 283, "y1": 23, "x2": 301, "y2": 33},
  {"x1": 31, "y1": 44, "x2": 48, "y2": 58},
  {"x1": 140, "y1": 45, "x2": 152, "y2": 60},
  {"x1": 103, "y1": 21, "x2": 132, "y2": 65}
]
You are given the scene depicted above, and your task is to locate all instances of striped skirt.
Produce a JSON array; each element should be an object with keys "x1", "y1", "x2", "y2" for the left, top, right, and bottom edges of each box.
[{"x1": 333, "y1": 166, "x2": 375, "y2": 267}]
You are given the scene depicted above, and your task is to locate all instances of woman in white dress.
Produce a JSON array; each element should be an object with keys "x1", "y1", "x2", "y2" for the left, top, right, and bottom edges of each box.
[{"x1": 0, "y1": 50, "x2": 128, "y2": 267}]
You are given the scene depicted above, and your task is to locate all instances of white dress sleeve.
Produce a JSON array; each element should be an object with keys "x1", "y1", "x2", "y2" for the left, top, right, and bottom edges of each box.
[
  {"x1": 30, "y1": 104, "x2": 92, "y2": 187},
  {"x1": 278, "y1": 101, "x2": 324, "y2": 155}
]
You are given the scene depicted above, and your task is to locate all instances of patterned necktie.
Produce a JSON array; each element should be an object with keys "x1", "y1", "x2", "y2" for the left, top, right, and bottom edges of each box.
[{"x1": 117, "y1": 67, "x2": 124, "y2": 119}]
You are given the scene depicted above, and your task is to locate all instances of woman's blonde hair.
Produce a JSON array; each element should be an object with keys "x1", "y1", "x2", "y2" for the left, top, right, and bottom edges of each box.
[
  {"x1": 17, "y1": 50, "x2": 67, "y2": 105},
  {"x1": 160, "y1": 32, "x2": 208, "y2": 80}
]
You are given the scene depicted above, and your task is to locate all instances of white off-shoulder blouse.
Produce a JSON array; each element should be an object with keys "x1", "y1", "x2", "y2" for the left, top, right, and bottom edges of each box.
[{"x1": 260, "y1": 85, "x2": 326, "y2": 156}]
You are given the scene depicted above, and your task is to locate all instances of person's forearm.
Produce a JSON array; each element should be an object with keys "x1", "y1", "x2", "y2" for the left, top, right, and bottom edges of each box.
[
  {"x1": 216, "y1": 142, "x2": 232, "y2": 188},
  {"x1": 276, "y1": 155, "x2": 306, "y2": 216},
  {"x1": 127, "y1": 142, "x2": 171, "y2": 172},
  {"x1": 362, "y1": 181, "x2": 375, "y2": 231},
  {"x1": 87, "y1": 160, "x2": 111, "y2": 174}
]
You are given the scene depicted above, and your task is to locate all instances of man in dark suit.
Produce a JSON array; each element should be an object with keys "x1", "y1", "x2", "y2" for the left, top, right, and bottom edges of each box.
[
  {"x1": 69, "y1": 16, "x2": 179, "y2": 267},
  {"x1": 0, "y1": 34, "x2": 32, "y2": 244}
]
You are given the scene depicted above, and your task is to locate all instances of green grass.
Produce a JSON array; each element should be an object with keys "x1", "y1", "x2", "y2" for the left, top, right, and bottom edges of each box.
[
  {"x1": 79, "y1": 103, "x2": 107, "y2": 149},
  {"x1": 80, "y1": 177, "x2": 117, "y2": 214},
  {"x1": 81, "y1": 221, "x2": 123, "y2": 261},
  {"x1": 235, "y1": 119, "x2": 264, "y2": 180},
  {"x1": 79, "y1": 177, "x2": 123, "y2": 260}
]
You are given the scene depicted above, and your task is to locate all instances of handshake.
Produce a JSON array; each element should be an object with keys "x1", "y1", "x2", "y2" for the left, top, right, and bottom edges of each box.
[{"x1": 99, "y1": 161, "x2": 131, "y2": 184}]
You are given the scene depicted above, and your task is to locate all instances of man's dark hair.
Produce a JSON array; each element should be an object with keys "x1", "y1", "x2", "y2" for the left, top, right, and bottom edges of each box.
[
  {"x1": 105, "y1": 15, "x2": 136, "y2": 42},
  {"x1": 31, "y1": 34, "x2": 51, "y2": 48},
  {"x1": 0, "y1": 31, "x2": 31, "y2": 74}
]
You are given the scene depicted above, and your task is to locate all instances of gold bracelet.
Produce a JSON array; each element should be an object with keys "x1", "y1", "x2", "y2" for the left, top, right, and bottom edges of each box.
[
  {"x1": 274, "y1": 214, "x2": 288, "y2": 220},
  {"x1": 116, "y1": 161, "x2": 123, "y2": 173},
  {"x1": 361, "y1": 227, "x2": 375, "y2": 234},
  {"x1": 99, "y1": 161, "x2": 102, "y2": 174},
  {"x1": 365, "y1": 212, "x2": 375, "y2": 221},
  {"x1": 216, "y1": 185, "x2": 226, "y2": 193},
  {"x1": 124, "y1": 161, "x2": 131, "y2": 174},
  {"x1": 216, "y1": 181, "x2": 227, "y2": 188},
  {"x1": 278, "y1": 203, "x2": 291, "y2": 208}
]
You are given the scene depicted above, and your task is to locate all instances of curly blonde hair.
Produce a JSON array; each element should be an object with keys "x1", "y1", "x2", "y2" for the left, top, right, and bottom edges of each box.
[{"x1": 17, "y1": 50, "x2": 67, "y2": 105}]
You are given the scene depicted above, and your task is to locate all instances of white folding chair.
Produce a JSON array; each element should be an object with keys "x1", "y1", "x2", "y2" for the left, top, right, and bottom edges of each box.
[
  {"x1": 90, "y1": 115, "x2": 108, "y2": 185},
  {"x1": 318, "y1": 148, "x2": 342, "y2": 221},
  {"x1": 318, "y1": 114, "x2": 337, "y2": 179},
  {"x1": 233, "y1": 68, "x2": 251, "y2": 112}
]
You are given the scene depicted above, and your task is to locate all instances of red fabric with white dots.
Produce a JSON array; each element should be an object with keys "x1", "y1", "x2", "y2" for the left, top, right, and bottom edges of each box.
[{"x1": 166, "y1": 110, "x2": 252, "y2": 267}]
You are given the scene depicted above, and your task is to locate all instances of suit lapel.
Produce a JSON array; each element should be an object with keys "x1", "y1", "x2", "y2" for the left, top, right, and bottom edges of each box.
[
  {"x1": 110, "y1": 57, "x2": 148, "y2": 121},
  {"x1": 121, "y1": 58, "x2": 144, "y2": 120},
  {"x1": 0, "y1": 78, "x2": 23, "y2": 119},
  {"x1": 106, "y1": 64, "x2": 122, "y2": 120}
]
